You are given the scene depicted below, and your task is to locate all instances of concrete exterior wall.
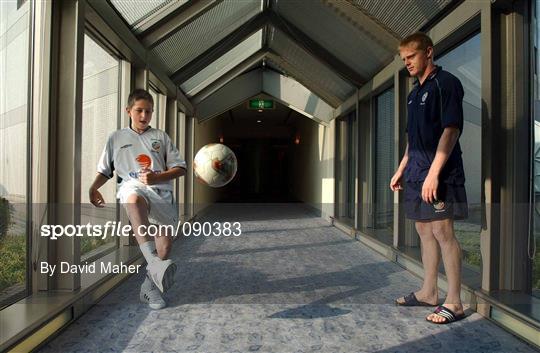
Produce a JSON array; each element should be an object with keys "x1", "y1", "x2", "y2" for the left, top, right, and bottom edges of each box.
[{"x1": 289, "y1": 117, "x2": 335, "y2": 220}]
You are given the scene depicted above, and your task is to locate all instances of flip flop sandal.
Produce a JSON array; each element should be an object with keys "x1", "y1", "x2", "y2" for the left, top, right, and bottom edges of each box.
[
  {"x1": 426, "y1": 305, "x2": 466, "y2": 324},
  {"x1": 396, "y1": 292, "x2": 435, "y2": 306}
]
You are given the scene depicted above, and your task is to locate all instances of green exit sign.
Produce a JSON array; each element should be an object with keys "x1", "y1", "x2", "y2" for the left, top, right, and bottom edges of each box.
[{"x1": 248, "y1": 99, "x2": 274, "y2": 110}]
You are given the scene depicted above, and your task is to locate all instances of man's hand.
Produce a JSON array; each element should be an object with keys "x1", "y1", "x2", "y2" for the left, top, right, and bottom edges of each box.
[
  {"x1": 422, "y1": 173, "x2": 439, "y2": 204},
  {"x1": 89, "y1": 187, "x2": 105, "y2": 208},
  {"x1": 390, "y1": 170, "x2": 404, "y2": 192},
  {"x1": 138, "y1": 169, "x2": 159, "y2": 185}
]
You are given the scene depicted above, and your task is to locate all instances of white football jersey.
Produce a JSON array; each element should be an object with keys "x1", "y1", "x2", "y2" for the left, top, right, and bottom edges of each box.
[{"x1": 97, "y1": 127, "x2": 186, "y2": 192}]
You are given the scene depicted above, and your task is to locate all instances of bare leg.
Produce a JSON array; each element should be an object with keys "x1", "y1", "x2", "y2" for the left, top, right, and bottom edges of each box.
[
  {"x1": 397, "y1": 221, "x2": 439, "y2": 305},
  {"x1": 124, "y1": 193, "x2": 175, "y2": 296},
  {"x1": 124, "y1": 194, "x2": 174, "y2": 259},
  {"x1": 154, "y1": 227, "x2": 173, "y2": 260},
  {"x1": 416, "y1": 221, "x2": 440, "y2": 304},
  {"x1": 427, "y1": 218, "x2": 464, "y2": 322},
  {"x1": 125, "y1": 194, "x2": 151, "y2": 245}
]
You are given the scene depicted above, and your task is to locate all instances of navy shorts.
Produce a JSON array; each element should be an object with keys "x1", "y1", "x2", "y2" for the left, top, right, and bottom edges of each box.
[{"x1": 404, "y1": 181, "x2": 468, "y2": 221}]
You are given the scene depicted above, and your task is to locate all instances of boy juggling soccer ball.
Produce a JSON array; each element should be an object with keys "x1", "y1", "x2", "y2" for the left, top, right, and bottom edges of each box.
[{"x1": 89, "y1": 88, "x2": 186, "y2": 309}]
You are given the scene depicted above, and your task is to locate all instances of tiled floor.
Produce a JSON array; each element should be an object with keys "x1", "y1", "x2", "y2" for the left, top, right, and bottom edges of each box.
[{"x1": 40, "y1": 204, "x2": 538, "y2": 353}]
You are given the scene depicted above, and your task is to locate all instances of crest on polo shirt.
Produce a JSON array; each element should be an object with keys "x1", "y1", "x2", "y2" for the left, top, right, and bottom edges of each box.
[
  {"x1": 422, "y1": 92, "x2": 429, "y2": 103},
  {"x1": 433, "y1": 200, "x2": 446, "y2": 212},
  {"x1": 151, "y1": 140, "x2": 161, "y2": 152}
]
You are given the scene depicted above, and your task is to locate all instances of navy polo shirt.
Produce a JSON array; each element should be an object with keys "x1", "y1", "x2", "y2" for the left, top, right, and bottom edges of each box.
[{"x1": 405, "y1": 66, "x2": 466, "y2": 185}]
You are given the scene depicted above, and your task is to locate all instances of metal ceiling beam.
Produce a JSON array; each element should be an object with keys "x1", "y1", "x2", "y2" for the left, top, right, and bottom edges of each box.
[
  {"x1": 262, "y1": 69, "x2": 334, "y2": 124},
  {"x1": 196, "y1": 69, "x2": 263, "y2": 122},
  {"x1": 268, "y1": 11, "x2": 366, "y2": 87},
  {"x1": 192, "y1": 49, "x2": 269, "y2": 104},
  {"x1": 171, "y1": 10, "x2": 270, "y2": 84},
  {"x1": 132, "y1": 0, "x2": 190, "y2": 34},
  {"x1": 189, "y1": 42, "x2": 341, "y2": 110},
  {"x1": 86, "y1": 0, "x2": 194, "y2": 115},
  {"x1": 261, "y1": 24, "x2": 269, "y2": 49},
  {"x1": 140, "y1": 0, "x2": 222, "y2": 48},
  {"x1": 323, "y1": 0, "x2": 400, "y2": 52},
  {"x1": 265, "y1": 50, "x2": 342, "y2": 108},
  {"x1": 262, "y1": 0, "x2": 271, "y2": 48}
]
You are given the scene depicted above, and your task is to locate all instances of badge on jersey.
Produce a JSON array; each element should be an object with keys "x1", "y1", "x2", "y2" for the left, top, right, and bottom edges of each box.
[{"x1": 151, "y1": 140, "x2": 161, "y2": 152}]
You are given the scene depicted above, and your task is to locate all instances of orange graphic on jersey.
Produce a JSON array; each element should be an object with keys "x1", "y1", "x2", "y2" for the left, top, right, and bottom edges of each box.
[{"x1": 136, "y1": 154, "x2": 152, "y2": 169}]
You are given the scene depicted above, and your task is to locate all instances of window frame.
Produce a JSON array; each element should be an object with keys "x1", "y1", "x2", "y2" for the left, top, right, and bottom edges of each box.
[
  {"x1": 434, "y1": 31, "x2": 483, "y2": 280},
  {"x1": 370, "y1": 85, "x2": 395, "y2": 245},
  {"x1": 78, "y1": 30, "x2": 124, "y2": 264},
  {"x1": 529, "y1": 0, "x2": 540, "y2": 297},
  {"x1": 334, "y1": 109, "x2": 357, "y2": 226}
]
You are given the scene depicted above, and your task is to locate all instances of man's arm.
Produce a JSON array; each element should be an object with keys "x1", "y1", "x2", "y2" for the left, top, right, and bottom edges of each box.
[
  {"x1": 390, "y1": 143, "x2": 409, "y2": 191},
  {"x1": 397, "y1": 143, "x2": 409, "y2": 174},
  {"x1": 422, "y1": 126, "x2": 460, "y2": 203}
]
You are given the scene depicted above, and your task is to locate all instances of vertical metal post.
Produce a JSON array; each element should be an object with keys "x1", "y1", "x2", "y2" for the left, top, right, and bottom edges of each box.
[
  {"x1": 31, "y1": 0, "x2": 52, "y2": 293},
  {"x1": 185, "y1": 116, "x2": 196, "y2": 218},
  {"x1": 50, "y1": 0, "x2": 85, "y2": 290},
  {"x1": 480, "y1": 3, "x2": 501, "y2": 293}
]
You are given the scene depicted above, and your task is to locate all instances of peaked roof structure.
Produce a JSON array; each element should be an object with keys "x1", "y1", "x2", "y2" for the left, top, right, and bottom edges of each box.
[{"x1": 91, "y1": 0, "x2": 457, "y2": 120}]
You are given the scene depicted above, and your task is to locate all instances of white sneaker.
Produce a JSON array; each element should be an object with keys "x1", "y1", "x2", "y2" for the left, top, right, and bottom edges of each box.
[
  {"x1": 140, "y1": 275, "x2": 166, "y2": 310},
  {"x1": 146, "y1": 259, "x2": 177, "y2": 293}
]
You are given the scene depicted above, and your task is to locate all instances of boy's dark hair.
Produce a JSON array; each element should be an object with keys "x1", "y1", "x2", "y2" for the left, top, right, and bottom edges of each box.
[
  {"x1": 399, "y1": 32, "x2": 434, "y2": 51},
  {"x1": 127, "y1": 88, "x2": 154, "y2": 108}
]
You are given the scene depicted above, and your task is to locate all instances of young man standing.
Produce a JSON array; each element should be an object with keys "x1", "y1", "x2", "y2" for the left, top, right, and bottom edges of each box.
[
  {"x1": 390, "y1": 33, "x2": 468, "y2": 324},
  {"x1": 89, "y1": 88, "x2": 186, "y2": 310}
]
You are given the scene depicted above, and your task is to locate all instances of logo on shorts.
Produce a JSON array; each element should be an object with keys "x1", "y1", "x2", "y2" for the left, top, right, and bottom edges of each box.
[
  {"x1": 433, "y1": 200, "x2": 446, "y2": 212},
  {"x1": 151, "y1": 140, "x2": 161, "y2": 152}
]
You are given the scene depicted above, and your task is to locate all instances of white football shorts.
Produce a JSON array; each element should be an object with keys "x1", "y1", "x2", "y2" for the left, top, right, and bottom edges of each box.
[{"x1": 117, "y1": 179, "x2": 177, "y2": 226}]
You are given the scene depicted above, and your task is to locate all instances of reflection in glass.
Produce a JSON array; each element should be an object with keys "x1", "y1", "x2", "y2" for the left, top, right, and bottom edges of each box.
[
  {"x1": 437, "y1": 33, "x2": 482, "y2": 273},
  {"x1": 81, "y1": 34, "x2": 119, "y2": 258},
  {"x1": 0, "y1": 0, "x2": 29, "y2": 307}
]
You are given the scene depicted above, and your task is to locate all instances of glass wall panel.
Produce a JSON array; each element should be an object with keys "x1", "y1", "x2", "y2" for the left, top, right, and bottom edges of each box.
[
  {"x1": 437, "y1": 33, "x2": 482, "y2": 275},
  {"x1": 532, "y1": 0, "x2": 540, "y2": 297},
  {"x1": 80, "y1": 34, "x2": 119, "y2": 259},
  {"x1": 0, "y1": 0, "x2": 30, "y2": 307},
  {"x1": 335, "y1": 111, "x2": 356, "y2": 226},
  {"x1": 372, "y1": 87, "x2": 394, "y2": 244}
]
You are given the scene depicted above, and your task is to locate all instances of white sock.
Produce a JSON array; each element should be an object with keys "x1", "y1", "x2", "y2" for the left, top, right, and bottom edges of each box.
[{"x1": 140, "y1": 241, "x2": 159, "y2": 264}]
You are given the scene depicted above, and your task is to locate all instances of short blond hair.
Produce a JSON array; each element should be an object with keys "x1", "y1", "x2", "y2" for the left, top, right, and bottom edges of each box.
[{"x1": 399, "y1": 32, "x2": 433, "y2": 51}]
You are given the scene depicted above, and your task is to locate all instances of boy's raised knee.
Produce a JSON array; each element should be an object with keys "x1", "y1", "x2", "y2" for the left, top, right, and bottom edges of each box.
[{"x1": 126, "y1": 193, "x2": 145, "y2": 204}]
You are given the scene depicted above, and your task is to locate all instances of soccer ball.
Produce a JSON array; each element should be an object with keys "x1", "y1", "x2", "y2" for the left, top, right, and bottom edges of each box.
[{"x1": 193, "y1": 143, "x2": 237, "y2": 188}]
